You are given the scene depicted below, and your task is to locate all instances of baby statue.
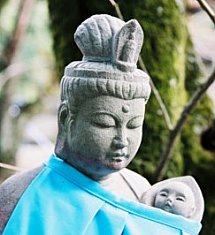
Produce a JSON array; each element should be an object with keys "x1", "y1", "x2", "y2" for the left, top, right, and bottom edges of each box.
[
  {"x1": 154, "y1": 181, "x2": 195, "y2": 218},
  {"x1": 141, "y1": 176, "x2": 204, "y2": 222}
]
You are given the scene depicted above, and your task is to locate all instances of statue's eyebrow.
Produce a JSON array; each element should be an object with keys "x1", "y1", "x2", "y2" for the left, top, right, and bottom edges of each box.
[
  {"x1": 90, "y1": 111, "x2": 119, "y2": 121},
  {"x1": 126, "y1": 116, "x2": 144, "y2": 128},
  {"x1": 127, "y1": 115, "x2": 143, "y2": 121},
  {"x1": 159, "y1": 189, "x2": 169, "y2": 193},
  {"x1": 176, "y1": 193, "x2": 186, "y2": 197}
]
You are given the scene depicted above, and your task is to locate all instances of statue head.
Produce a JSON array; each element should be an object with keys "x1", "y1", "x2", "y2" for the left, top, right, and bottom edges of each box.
[
  {"x1": 154, "y1": 181, "x2": 195, "y2": 218},
  {"x1": 55, "y1": 14, "x2": 151, "y2": 180},
  {"x1": 141, "y1": 176, "x2": 204, "y2": 222}
]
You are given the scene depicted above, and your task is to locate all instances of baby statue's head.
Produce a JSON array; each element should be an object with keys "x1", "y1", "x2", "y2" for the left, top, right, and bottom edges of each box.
[
  {"x1": 154, "y1": 181, "x2": 195, "y2": 218},
  {"x1": 140, "y1": 176, "x2": 204, "y2": 222}
]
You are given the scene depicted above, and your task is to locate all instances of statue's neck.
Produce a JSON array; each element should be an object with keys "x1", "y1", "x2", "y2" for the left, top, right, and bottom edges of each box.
[{"x1": 55, "y1": 150, "x2": 120, "y2": 182}]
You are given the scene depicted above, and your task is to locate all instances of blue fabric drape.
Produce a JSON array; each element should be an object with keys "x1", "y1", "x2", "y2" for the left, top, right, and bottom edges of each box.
[{"x1": 3, "y1": 154, "x2": 202, "y2": 235}]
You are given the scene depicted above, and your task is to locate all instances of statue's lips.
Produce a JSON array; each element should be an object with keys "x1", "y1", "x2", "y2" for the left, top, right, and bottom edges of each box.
[
  {"x1": 163, "y1": 202, "x2": 172, "y2": 211},
  {"x1": 107, "y1": 152, "x2": 129, "y2": 162}
]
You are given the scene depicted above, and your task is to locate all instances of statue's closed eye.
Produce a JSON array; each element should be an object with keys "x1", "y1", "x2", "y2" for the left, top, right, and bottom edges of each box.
[
  {"x1": 91, "y1": 114, "x2": 116, "y2": 128},
  {"x1": 159, "y1": 190, "x2": 169, "y2": 197},
  {"x1": 127, "y1": 116, "x2": 143, "y2": 129},
  {"x1": 176, "y1": 195, "x2": 186, "y2": 202}
]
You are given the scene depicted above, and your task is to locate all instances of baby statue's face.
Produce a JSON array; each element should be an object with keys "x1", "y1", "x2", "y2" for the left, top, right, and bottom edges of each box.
[
  {"x1": 66, "y1": 96, "x2": 145, "y2": 180},
  {"x1": 154, "y1": 182, "x2": 195, "y2": 218}
]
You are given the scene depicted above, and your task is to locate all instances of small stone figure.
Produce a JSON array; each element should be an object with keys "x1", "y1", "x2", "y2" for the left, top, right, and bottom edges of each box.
[
  {"x1": 141, "y1": 176, "x2": 204, "y2": 222},
  {"x1": 154, "y1": 181, "x2": 195, "y2": 218}
]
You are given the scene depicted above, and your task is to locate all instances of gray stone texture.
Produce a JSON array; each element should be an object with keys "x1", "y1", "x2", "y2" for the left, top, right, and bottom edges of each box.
[{"x1": 0, "y1": 166, "x2": 44, "y2": 233}]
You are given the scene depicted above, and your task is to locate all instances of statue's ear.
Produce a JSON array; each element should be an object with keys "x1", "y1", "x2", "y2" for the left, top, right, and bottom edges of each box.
[
  {"x1": 188, "y1": 206, "x2": 196, "y2": 218},
  {"x1": 58, "y1": 101, "x2": 70, "y2": 132},
  {"x1": 55, "y1": 101, "x2": 72, "y2": 156}
]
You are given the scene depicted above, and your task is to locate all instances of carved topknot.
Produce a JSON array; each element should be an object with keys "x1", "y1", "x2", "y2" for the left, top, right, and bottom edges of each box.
[
  {"x1": 62, "y1": 14, "x2": 151, "y2": 104},
  {"x1": 74, "y1": 14, "x2": 144, "y2": 72}
]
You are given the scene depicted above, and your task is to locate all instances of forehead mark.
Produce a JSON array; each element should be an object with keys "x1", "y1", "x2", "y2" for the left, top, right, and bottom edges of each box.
[{"x1": 122, "y1": 104, "x2": 130, "y2": 113}]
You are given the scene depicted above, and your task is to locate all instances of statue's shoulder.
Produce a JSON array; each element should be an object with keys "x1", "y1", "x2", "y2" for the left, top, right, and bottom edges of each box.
[
  {"x1": 120, "y1": 168, "x2": 151, "y2": 200},
  {"x1": 0, "y1": 166, "x2": 44, "y2": 233},
  {"x1": 0, "y1": 165, "x2": 44, "y2": 196}
]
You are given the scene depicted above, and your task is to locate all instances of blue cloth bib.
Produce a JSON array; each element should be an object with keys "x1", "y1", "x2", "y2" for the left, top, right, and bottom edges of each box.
[{"x1": 3, "y1": 154, "x2": 202, "y2": 235}]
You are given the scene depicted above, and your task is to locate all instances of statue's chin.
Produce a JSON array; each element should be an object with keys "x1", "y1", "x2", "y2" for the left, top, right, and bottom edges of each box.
[{"x1": 55, "y1": 147, "x2": 134, "y2": 181}]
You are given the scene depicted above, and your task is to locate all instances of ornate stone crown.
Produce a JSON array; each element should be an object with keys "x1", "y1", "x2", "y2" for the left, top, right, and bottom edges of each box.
[{"x1": 61, "y1": 14, "x2": 151, "y2": 104}]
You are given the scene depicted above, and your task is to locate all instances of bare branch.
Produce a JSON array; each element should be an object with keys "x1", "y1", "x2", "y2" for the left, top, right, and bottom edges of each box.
[
  {"x1": 138, "y1": 57, "x2": 173, "y2": 130},
  {"x1": 2, "y1": 0, "x2": 35, "y2": 67},
  {"x1": 153, "y1": 68, "x2": 215, "y2": 182},
  {"x1": 150, "y1": 79, "x2": 173, "y2": 130},
  {"x1": 196, "y1": 0, "x2": 215, "y2": 25},
  {"x1": 108, "y1": 0, "x2": 124, "y2": 20},
  {"x1": 0, "y1": 61, "x2": 51, "y2": 91},
  {"x1": 0, "y1": 162, "x2": 24, "y2": 172}
]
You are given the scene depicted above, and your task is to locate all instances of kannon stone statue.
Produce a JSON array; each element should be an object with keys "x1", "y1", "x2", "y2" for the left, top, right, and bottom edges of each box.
[{"x1": 0, "y1": 14, "x2": 204, "y2": 235}]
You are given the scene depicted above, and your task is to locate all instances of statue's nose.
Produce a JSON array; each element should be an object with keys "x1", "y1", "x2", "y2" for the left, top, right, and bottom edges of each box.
[
  {"x1": 112, "y1": 127, "x2": 129, "y2": 149},
  {"x1": 112, "y1": 129, "x2": 129, "y2": 149},
  {"x1": 166, "y1": 197, "x2": 174, "y2": 204},
  {"x1": 112, "y1": 138, "x2": 128, "y2": 149}
]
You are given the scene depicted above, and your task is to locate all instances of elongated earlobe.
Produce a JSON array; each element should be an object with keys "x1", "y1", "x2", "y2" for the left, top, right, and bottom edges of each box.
[
  {"x1": 58, "y1": 100, "x2": 76, "y2": 135},
  {"x1": 58, "y1": 101, "x2": 69, "y2": 129},
  {"x1": 55, "y1": 101, "x2": 72, "y2": 156}
]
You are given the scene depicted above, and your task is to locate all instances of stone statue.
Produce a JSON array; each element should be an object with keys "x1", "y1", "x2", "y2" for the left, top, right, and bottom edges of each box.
[
  {"x1": 0, "y1": 14, "x2": 203, "y2": 235},
  {"x1": 54, "y1": 14, "x2": 151, "y2": 200},
  {"x1": 140, "y1": 176, "x2": 204, "y2": 222}
]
